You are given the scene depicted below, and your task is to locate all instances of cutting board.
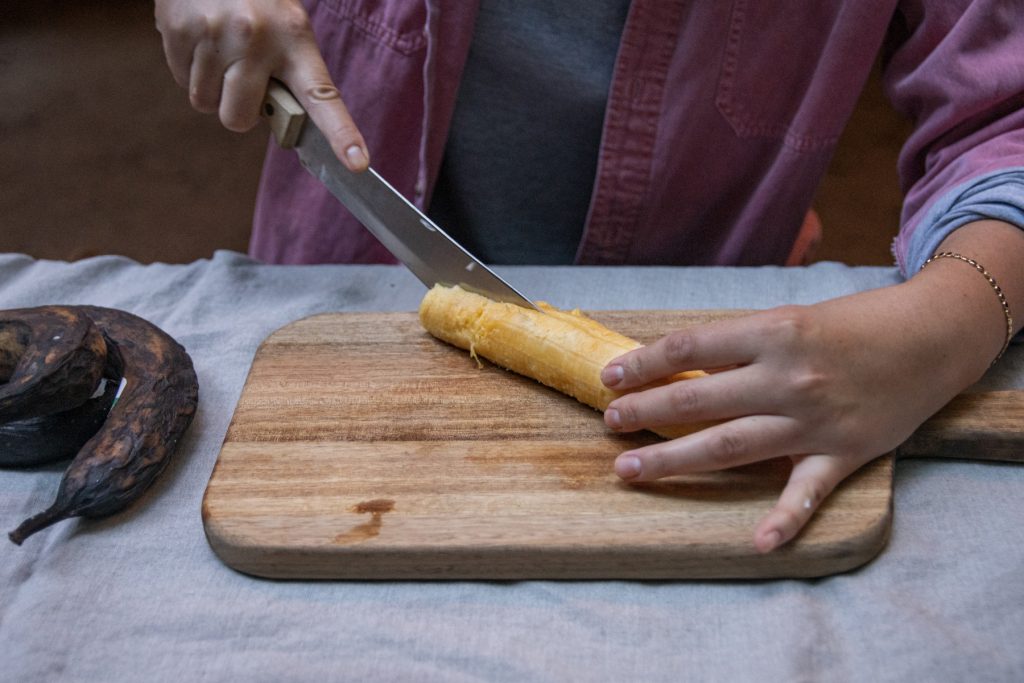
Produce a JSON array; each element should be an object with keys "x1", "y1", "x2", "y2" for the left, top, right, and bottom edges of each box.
[{"x1": 203, "y1": 311, "x2": 1023, "y2": 579}]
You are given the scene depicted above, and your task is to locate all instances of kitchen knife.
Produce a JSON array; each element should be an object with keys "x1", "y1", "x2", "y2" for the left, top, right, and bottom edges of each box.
[{"x1": 260, "y1": 80, "x2": 538, "y2": 310}]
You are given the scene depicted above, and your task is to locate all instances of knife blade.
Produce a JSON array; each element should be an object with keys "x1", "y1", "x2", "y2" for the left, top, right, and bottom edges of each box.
[{"x1": 261, "y1": 80, "x2": 538, "y2": 310}]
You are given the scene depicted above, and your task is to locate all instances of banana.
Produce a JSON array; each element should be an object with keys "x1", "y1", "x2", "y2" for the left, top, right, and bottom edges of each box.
[
  {"x1": 4, "y1": 306, "x2": 198, "y2": 545},
  {"x1": 0, "y1": 307, "x2": 107, "y2": 421}
]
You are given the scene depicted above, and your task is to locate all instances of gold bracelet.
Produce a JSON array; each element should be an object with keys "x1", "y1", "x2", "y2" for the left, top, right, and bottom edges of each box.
[{"x1": 921, "y1": 251, "x2": 1014, "y2": 365}]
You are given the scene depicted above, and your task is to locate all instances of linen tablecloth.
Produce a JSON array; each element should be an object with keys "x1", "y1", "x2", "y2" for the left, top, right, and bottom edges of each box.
[{"x1": 2, "y1": 251, "x2": 1021, "y2": 682}]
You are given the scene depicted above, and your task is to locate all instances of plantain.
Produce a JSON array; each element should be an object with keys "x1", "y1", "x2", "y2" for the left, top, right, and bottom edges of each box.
[
  {"x1": 0, "y1": 370, "x2": 120, "y2": 467},
  {"x1": 420, "y1": 284, "x2": 716, "y2": 440},
  {"x1": 0, "y1": 307, "x2": 108, "y2": 421},
  {"x1": 6, "y1": 306, "x2": 198, "y2": 545}
]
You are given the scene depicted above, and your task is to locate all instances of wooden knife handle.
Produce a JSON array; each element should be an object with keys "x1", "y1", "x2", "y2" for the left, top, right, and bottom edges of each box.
[{"x1": 261, "y1": 80, "x2": 307, "y2": 149}]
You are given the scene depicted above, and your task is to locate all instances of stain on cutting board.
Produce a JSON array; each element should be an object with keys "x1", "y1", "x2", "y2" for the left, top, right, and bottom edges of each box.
[{"x1": 334, "y1": 499, "x2": 395, "y2": 544}]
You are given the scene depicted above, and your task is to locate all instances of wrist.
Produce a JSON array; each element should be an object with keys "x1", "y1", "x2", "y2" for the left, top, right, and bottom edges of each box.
[
  {"x1": 921, "y1": 252, "x2": 1013, "y2": 364},
  {"x1": 905, "y1": 252, "x2": 1011, "y2": 385}
]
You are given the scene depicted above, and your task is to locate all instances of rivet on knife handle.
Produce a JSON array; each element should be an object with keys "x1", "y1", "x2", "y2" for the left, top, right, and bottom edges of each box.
[{"x1": 261, "y1": 80, "x2": 306, "y2": 149}]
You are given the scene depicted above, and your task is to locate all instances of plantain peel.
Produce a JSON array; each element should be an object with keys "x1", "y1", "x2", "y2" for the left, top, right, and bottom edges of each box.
[
  {"x1": 0, "y1": 307, "x2": 107, "y2": 421},
  {"x1": 0, "y1": 374, "x2": 119, "y2": 467},
  {"x1": 419, "y1": 284, "x2": 711, "y2": 440},
  {"x1": 2, "y1": 305, "x2": 198, "y2": 545}
]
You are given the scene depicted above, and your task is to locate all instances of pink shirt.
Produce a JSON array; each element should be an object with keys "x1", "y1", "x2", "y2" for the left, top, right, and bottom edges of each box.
[{"x1": 250, "y1": 0, "x2": 1024, "y2": 271}]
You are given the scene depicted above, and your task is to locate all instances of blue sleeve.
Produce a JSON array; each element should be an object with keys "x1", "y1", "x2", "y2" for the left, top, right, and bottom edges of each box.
[
  {"x1": 902, "y1": 167, "x2": 1024, "y2": 347},
  {"x1": 902, "y1": 167, "x2": 1024, "y2": 275}
]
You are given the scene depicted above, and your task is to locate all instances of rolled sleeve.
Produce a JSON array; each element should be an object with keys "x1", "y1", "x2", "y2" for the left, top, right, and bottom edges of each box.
[
  {"x1": 884, "y1": 0, "x2": 1024, "y2": 277},
  {"x1": 902, "y1": 168, "x2": 1024, "y2": 274}
]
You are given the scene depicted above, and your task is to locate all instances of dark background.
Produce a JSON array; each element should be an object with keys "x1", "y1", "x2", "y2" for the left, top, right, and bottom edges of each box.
[{"x1": 1, "y1": 0, "x2": 912, "y2": 265}]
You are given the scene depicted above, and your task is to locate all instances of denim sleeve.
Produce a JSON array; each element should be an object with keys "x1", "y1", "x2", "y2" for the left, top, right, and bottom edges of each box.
[
  {"x1": 901, "y1": 167, "x2": 1024, "y2": 346},
  {"x1": 901, "y1": 167, "x2": 1024, "y2": 274}
]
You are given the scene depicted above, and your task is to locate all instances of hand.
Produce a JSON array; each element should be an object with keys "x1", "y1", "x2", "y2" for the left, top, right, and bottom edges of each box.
[
  {"x1": 599, "y1": 275, "x2": 999, "y2": 552},
  {"x1": 154, "y1": 0, "x2": 369, "y2": 171}
]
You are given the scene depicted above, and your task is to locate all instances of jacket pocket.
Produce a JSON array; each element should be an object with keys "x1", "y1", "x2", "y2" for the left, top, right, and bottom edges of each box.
[
  {"x1": 715, "y1": 0, "x2": 854, "y2": 152},
  {"x1": 320, "y1": 0, "x2": 428, "y2": 55}
]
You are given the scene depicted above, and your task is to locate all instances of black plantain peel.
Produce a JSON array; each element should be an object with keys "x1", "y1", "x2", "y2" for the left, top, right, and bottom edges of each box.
[
  {"x1": 0, "y1": 308, "x2": 117, "y2": 466},
  {"x1": 0, "y1": 307, "x2": 108, "y2": 421},
  {"x1": 1, "y1": 306, "x2": 198, "y2": 545},
  {"x1": 0, "y1": 373, "x2": 120, "y2": 466}
]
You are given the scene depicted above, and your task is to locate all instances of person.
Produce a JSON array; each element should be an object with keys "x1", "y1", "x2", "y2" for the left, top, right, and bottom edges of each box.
[{"x1": 154, "y1": 0, "x2": 1024, "y2": 552}]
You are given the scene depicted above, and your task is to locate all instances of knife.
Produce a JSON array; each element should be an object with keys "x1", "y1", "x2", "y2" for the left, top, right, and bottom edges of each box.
[{"x1": 260, "y1": 80, "x2": 538, "y2": 310}]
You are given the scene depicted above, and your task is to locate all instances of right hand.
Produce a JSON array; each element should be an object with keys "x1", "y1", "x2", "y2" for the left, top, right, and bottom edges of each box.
[{"x1": 155, "y1": 0, "x2": 369, "y2": 171}]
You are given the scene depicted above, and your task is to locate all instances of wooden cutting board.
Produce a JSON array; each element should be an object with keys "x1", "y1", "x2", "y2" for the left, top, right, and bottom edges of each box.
[{"x1": 203, "y1": 311, "x2": 1023, "y2": 579}]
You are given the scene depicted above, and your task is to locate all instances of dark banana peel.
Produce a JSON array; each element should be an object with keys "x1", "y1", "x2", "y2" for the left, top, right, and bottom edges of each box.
[
  {"x1": 0, "y1": 308, "x2": 108, "y2": 421},
  {"x1": 0, "y1": 323, "x2": 27, "y2": 381},
  {"x1": 8, "y1": 307, "x2": 198, "y2": 545},
  {"x1": 0, "y1": 371, "x2": 120, "y2": 467}
]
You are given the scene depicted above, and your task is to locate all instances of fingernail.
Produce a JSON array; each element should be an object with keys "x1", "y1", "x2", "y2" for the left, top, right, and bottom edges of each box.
[
  {"x1": 605, "y1": 408, "x2": 621, "y2": 429},
  {"x1": 345, "y1": 145, "x2": 368, "y2": 169},
  {"x1": 761, "y1": 530, "x2": 782, "y2": 553},
  {"x1": 601, "y1": 364, "x2": 624, "y2": 387},
  {"x1": 616, "y1": 455, "x2": 641, "y2": 479}
]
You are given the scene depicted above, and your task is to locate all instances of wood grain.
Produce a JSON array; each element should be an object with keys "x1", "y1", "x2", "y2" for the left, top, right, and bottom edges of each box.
[
  {"x1": 203, "y1": 310, "x2": 1020, "y2": 579},
  {"x1": 898, "y1": 391, "x2": 1024, "y2": 462}
]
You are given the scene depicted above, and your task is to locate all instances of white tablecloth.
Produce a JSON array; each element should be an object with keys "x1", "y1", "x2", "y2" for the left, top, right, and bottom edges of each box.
[{"x1": 2, "y1": 251, "x2": 1022, "y2": 682}]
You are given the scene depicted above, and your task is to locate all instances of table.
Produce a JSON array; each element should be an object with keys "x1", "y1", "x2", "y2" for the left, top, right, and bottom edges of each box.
[{"x1": 2, "y1": 251, "x2": 1021, "y2": 682}]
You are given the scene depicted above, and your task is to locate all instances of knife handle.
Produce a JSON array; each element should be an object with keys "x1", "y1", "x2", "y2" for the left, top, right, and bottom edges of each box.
[{"x1": 261, "y1": 80, "x2": 307, "y2": 149}]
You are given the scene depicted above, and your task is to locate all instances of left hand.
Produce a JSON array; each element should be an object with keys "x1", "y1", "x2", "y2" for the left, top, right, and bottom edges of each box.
[{"x1": 599, "y1": 276, "x2": 994, "y2": 552}]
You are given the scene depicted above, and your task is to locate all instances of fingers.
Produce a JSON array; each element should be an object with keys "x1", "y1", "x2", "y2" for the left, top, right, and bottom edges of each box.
[
  {"x1": 279, "y1": 43, "x2": 369, "y2": 171},
  {"x1": 613, "y1": 423, "x2": 856, "y2": 554},
  {"x1": 613, "y1": 415, "x2": 802, "y2": 480},
  {"x1": 188, "y1": 40, "x2": 226, "y2": 114},
  {"x1": 605, "y1": 365, "x2": 774, "y2": 431},
  {"x1": 158, "y1": 27, "x2": 193, "y2": 89},
  {"x1": 159, "y1": 8, "x2": 264, "y2": 120},
  {"x1": 154, "y1": 1, "x2": 369, "y2": 171},
  {"x1": 753, "y1": 454, "x2": 852, "y2": 553},
  {"x1": 212, "y1": 13, "x2": 272, "y2": 131},
  {"x1": 187, "y1": 11, "x2": 274, "y2": 127},
  {"x1": 220, "y1": 61, "x2": 269, "y2": 131},
  {"x1": 601, "y1": 316, "x2": 764, "y2": 391}
]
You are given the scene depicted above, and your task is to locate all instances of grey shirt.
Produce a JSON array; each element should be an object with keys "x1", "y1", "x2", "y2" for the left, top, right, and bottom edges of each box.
[{"x1": 428, "y1": 0, "x2": 631, "y2": 265}]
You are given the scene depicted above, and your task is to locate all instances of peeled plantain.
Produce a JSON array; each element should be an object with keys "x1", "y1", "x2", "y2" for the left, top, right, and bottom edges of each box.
[
  {"x1": 3, "y1": 305, "x2": 198, "y2": 545},
  {"x1": 419, "y1": 284, "x2": 713, "y2": 440}
]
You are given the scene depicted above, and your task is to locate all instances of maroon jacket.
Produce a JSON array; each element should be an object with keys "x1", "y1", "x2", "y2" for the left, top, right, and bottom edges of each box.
[{"x1": 250, "y1": 0, "x2": 1024, "y2": 270}]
